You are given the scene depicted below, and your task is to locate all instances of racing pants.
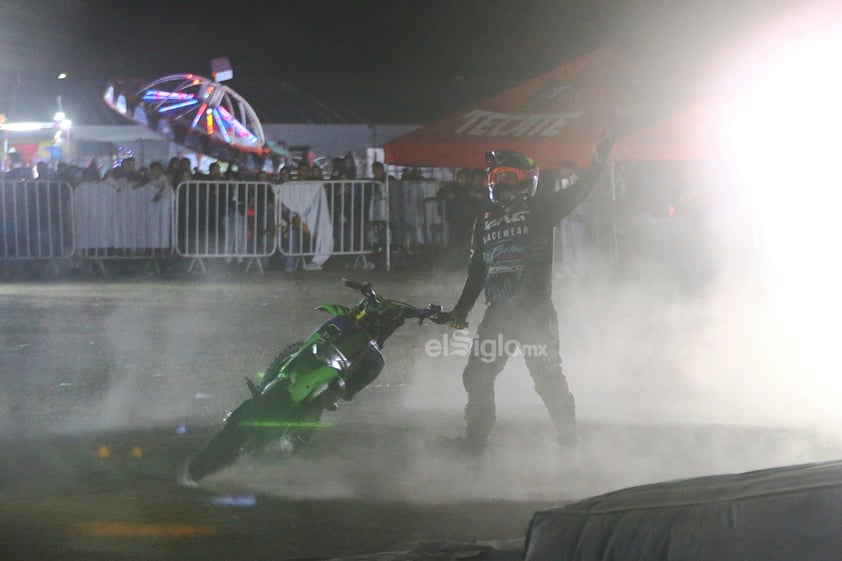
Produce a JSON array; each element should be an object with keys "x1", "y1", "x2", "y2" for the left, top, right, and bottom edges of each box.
[{"x1": 461, "y1": 300, "x2": 576, "y2": 449}]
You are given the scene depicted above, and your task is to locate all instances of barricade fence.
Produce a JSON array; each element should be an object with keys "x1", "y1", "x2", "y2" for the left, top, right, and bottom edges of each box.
[
  {"x1": 274, "y1": 180, "x2": 388, "y2": 270},
  {"x1": 74, "y1": 179, "x2": 173, "y2": 267},
  {"x1": 174, "y1": 180, "x2": 278, "y2": 272},
  {"x1": 1, "y1": 180, "x2": 75, "y2": 260},
  {"x1": 0, "y1": 178, "x2": 468, "y2": 274}
]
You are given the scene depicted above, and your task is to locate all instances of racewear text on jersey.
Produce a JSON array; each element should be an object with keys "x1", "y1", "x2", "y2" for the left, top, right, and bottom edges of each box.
[{"x1": 454, "y1": 159, "x2": 607, "y2": 311}]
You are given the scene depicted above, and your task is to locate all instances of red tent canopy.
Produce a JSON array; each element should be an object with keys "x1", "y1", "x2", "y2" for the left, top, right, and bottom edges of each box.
[
  {"x1": 612, "y1": 102, "x2": 731, "y2": 162},
  {"x1": 384, "y1": 48, "x2": 657, "y2": 170}
]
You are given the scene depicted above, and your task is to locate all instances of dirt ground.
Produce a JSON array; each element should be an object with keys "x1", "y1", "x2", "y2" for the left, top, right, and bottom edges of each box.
[{"x1": 2, "y1": 267, "x2": 842, "y2": 561}]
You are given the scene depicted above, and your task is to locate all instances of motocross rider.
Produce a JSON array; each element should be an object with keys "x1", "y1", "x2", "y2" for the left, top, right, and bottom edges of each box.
[{"x1": 445, "y1": 134, "x2": 614, "y2": 455}]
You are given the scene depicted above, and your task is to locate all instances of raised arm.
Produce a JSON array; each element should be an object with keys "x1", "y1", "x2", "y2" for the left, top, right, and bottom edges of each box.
[{"x1": 545, "y1": 133, "x2": 615, "y2": 221}]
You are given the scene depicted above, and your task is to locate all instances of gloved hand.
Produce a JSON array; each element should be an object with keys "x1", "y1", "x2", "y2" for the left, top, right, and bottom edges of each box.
[
  {"x1": 445, "y1": 308, "x2": 469, "y2": 330},
  {"x1": 593, "y1": 130, "x2": 615, "y2": 163}
]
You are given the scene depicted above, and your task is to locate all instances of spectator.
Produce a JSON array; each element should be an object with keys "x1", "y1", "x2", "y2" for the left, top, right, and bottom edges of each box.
[
  {"x1": 342, "y1": 152, "x2": 357, "y2": 179},
  {"x1": 371, "y1": 161, "x2": 395, "y2": 183},
  {"x1": 223, "y1": 179, "x2": 246, "y2": 263},
  {"x1": 401, "y1": 167, "x2": 423, "y2": 181},
  {"x1": 255, "y1": 169, "x2": 270, "y2": 183},
  {"x1": 310, "y1": 166, "x2": 324, "y2": 181},
  {"x1": 81, "y1": 160, "x2": 102, "y2": 182},
  {"x1": 5, "y1": 151, "x2": 32, "y2": 180},
  {"x1": 225, "y1": 164, "x2": 241, "y2": 181},
  {"x1": 56, "y1": 162, "x2": 81, "y2": 186},
  {"x1": 327, "y1": 166, "x2": 356, "y2": 254},
  {"x1": 205, "y1": 161, "x2": 224, "y2": 181},
  {"x1": 12, "y1": 164, "x2": 34, "y2": 180},
  {"x1": 165, "y1": 157, "x2": 181, "y2": 183},
  {"x1": 148, "y1": 160, "x2": 173, "y2": 203},
  {"x1": 330, "y1": 157, "x2": 344, "y2": 179},
  {"x1": 245, "y1": 190, "x2": 274, "y2": 256},
  {"x1": 436, "y1": 168, "x2": 469, "y2": 201},
  {"x1": 35, "y1": 161, "x2": 55, "y2": 180},
  {"x1": 113, "y1": 156, "x2": 147, "y2": 184},
  {"x1": 436, "y1": 168, "x2": 477, "y2": 255},
  {"x1": 467, "y1": 168, "x2": 486, "y2": 199},
  {"x1": 181, "y1": 157, "x2": 195, "y2": 177}
]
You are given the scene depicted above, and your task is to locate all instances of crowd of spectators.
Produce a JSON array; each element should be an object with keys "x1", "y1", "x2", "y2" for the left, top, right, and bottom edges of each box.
[
  {"x1": 2, "y1": 153, "x2": 724, "y2": 283},
  {"x1": 434, "y1": 167, "x2": 489, "y2": 254},
  {"x1": 1, "y1": 152, "x2": 455, "y2": 275},
  {"x1": 0, "y1": 150, "x2": 447, "y2": 189}
]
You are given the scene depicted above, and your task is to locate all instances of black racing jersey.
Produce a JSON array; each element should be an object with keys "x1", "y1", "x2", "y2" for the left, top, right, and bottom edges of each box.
[{"x1": 454, "y1": 160, "x2": 606, "y2": 311}]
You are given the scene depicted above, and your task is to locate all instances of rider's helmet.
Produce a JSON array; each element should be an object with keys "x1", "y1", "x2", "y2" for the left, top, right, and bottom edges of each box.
[{"x1": 485, "y1": 149, "x2": 539, "y2": 204}]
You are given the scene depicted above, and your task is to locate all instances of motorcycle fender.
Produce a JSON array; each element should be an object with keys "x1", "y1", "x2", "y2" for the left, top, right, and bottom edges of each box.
[
  {"x1": 316, "y1": 304, "x2": 351, "y2": 316},
  {"x1": 287, "y1": 365, "x2": 340, "y2": 403}
]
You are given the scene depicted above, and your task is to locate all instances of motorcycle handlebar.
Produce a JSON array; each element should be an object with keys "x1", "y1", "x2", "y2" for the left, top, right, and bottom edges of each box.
[
  {"x1": 342, "y1": 280, "x2": 453, "y2": 326},
  {"x1": 405, "y1": 304, "x2": 451, "y2": 325},
  {"x1": 342, "y1": 278, "x2": 369, "y2": 292},
  {"x1": 343, "y1": 278, "x2": 376, "y2": 302}
]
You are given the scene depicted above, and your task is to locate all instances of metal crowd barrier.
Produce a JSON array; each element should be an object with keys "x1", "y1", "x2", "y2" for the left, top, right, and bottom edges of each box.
[
  {"x1": 1, "y1": 180, "x2": 75, "y2": 263},
  {"x1": 386, "y1": 180, "x2": 444, "y2": 254},
  {"x1": 74, "y1": 179, "x2": 173, "y2": 274},
  {"x1": 274, "y1": 180, "x2": 388, "y2": 271},
  {"x1": 174, "y1": 180, "x2": 278, "y2": 273},
  {"x1": 1, "y1": 177, "x2": 463, "y2": 276}
]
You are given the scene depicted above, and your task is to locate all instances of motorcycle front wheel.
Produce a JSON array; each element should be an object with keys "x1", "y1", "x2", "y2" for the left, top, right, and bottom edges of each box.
[{"x1": 187, "y1": 399, "x2": 260, "y2": 482}]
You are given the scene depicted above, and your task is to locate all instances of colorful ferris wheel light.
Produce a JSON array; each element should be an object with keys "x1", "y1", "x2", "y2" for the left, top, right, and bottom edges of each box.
[
  {"x1": 103, "y1": 72, "x2": 274, "y2": 170},
  {"x1": 142, "y1": 90, "x2": 194, "y2": 101},
  {"x1": 218, "y1": 106, "x2": 258, "y2": 144},
  {"x1": 211, "y1": 108, "x2": 231, "y2": 143},
  {"x1": 205, "y1": 109, "x2": 214, "y2": 135},
  {"x1": 191, "y1": 102, "x2": 208, "y2": 128},
  {"x1": 157, "y1": 99, "x2": 199, "y2": 113}
]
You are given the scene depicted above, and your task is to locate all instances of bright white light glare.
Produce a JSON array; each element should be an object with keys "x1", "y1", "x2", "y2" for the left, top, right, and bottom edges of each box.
[
  {"x1": 725, "y1": 29, "x2": 842, "y2": 418},
  {"x1": 57, "y1": 73, "x2": 67, "y2": 80},
  {"x1": 0, "y1": 122, "x2": 54, "y2": 132},
  {"x1": 54, "y1": 111, "x2": 66, "y2": 121}
]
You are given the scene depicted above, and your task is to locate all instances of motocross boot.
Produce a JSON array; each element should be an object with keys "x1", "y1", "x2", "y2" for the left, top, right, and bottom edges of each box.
[{"x1": 555, "y1": 423, "x2": 578, "y2": 448}]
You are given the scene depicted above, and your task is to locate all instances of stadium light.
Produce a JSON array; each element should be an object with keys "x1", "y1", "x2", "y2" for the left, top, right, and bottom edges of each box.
[{"x1": 719, "y1": 8, "x2": 842, "y2": 417}]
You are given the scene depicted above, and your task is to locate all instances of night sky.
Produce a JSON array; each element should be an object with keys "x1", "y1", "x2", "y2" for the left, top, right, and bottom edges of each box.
[{"x1": 0, "y1": 0, "x2": 803, "y2": 124}]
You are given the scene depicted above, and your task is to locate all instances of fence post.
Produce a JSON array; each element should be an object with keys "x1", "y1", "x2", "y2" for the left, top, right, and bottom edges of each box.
[{"x1": 385, "y1": 176, "x2": 391, "y2": 271}]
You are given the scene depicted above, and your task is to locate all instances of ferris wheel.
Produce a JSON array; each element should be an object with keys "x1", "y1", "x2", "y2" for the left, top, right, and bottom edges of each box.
[{"x1": 104, "y1": 73, "x2": 276, "y2": 170}]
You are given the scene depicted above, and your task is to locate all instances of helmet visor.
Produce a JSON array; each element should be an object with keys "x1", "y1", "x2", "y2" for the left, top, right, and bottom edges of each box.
[
  {"x1": 488, "y1": 166, "x2": 535, "y2": 202},
  {"x1": 488, "y1": 166, "x2": 530, "y2": 187}
]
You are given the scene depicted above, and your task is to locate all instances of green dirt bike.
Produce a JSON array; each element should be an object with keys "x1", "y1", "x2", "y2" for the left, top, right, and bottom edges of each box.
[{"x1": 185, "y1": 278, "x2": 450, "y2": 482}]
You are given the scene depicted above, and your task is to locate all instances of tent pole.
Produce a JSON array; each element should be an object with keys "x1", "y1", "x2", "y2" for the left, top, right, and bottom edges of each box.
[
  {"x1": 610, "y1": 160, "x2": 619, "y2": 267},
  {"x1": 385, "y1": 175, "x2": 391, "y2": 271}
]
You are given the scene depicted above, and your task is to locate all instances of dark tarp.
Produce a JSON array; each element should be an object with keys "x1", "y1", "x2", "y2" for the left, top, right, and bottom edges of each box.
[{"x1": 524, "y1": 458, "x2": 842, "y2": 561}]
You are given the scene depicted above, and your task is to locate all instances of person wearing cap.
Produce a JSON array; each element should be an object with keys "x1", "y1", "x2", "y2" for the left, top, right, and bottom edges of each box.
[{"x1": 442, "y1": 134, "x2": 614, "y2": 455}]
